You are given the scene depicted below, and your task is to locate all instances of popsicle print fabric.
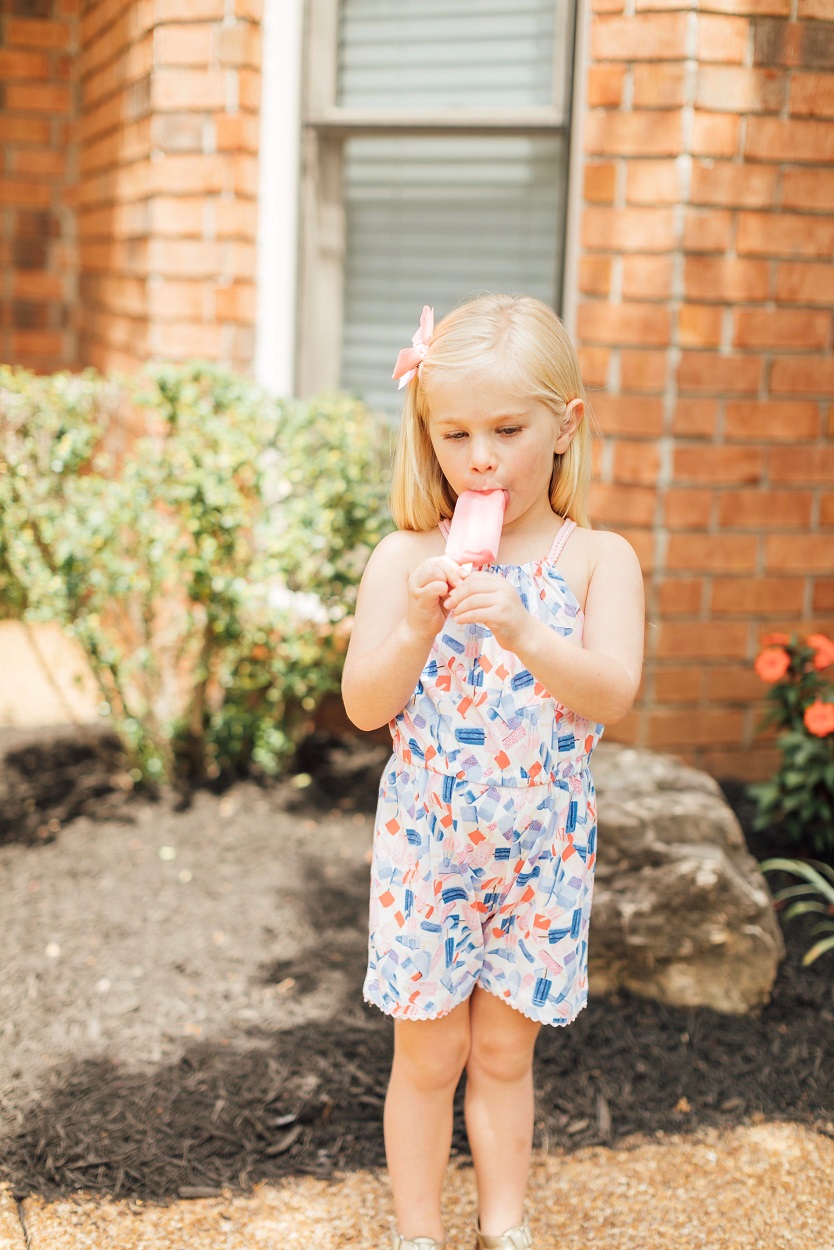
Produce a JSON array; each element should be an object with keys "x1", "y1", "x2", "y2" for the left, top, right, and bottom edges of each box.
[
  {"x1": 363, "y1": 518, "x2": 605, "y2": 1027},
  {"x1": 365, "y1": 755, "x2": 597, "y2": 1025}
]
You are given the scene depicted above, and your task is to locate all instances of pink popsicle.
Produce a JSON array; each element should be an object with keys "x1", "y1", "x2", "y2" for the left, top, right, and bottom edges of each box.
[{"x1": 445, "y1": 489, "x2": 508, "y2": 568}]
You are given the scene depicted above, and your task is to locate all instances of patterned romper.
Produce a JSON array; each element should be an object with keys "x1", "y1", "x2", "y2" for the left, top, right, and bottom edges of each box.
[{"x1": 363, "y1": 516, "x2": 605, "y2": 1027}]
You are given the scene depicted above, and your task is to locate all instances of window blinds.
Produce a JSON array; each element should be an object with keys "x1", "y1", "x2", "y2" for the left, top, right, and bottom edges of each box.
[
  {"x1": 341, "y1": 135, "x2": 568, "y2": 416},
  {"x1": 334, "y1": 0, "x2": 574, "y2": 416},
  {"x1": 337, "y1": 0, "x2": 569, "y2": 113}
]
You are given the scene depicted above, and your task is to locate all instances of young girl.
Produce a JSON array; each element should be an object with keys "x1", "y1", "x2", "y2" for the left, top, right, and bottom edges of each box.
[{"x1": 341, "y1": 294, "x2": 644, "y2": 1250}]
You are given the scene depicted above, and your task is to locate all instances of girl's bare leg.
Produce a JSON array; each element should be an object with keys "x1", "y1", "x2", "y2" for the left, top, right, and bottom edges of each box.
[
  {"x1": 384, "y1": 999, "x2": 471, "y2": 1241},
  {"x1": 464, "y1": 986, "x2": 542, "y2": 1236}
]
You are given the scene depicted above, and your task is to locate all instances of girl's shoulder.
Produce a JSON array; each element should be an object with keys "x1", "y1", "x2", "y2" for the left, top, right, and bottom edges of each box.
[
  {"x1": 584, "y1": 527, "x2": 644, "y2": 604},
  {"x1": 586, "y1": 526, "x2": 640, "y2": 566},
  {"x1": 370, "y1": 526, "x2": 445, "y2": 574},
  {"x1": 554, "y1": 526, "x2": 641, "y2": 618}
]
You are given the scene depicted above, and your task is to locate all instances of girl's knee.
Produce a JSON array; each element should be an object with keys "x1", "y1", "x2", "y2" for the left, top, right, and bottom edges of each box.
[
  {"x1": 467, "y1": 1002, "x2": 540, "y2": 1083},
  {"x1": 392, "y1": 1006, "x2": 471, "y2": 1089},
  {"x1": 468, "y1": 1040, "x2": 535, "y2": 1084}
]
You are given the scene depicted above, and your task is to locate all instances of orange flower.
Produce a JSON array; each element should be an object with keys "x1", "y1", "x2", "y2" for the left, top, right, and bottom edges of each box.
[
  {"x1": 761, "y1": 633, "x2": 791, "y2": 647},
  {"x1": 807, "y1": 633, "x2": 834, "y2": 672},
  {"x1": 754, "y1": 647, "x2": 790, "y2": 683},
  {"x1": 804, "y1": 698, "x2": 834, "y2": 738}
]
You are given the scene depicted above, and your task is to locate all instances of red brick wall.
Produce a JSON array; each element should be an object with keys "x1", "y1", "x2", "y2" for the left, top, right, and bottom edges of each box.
[
  {"x1": 579, "y1": 0, "x2": 834, "y2": 781},
  {"x1": 77, "y1": 0, "x2": 262, "y2": 372},
  {"x1": 0, "y1": 0, "x2": 79, "y2": 371},
  {"x1": 4, "y1": 2, "x2": 831, "y2": 778}
]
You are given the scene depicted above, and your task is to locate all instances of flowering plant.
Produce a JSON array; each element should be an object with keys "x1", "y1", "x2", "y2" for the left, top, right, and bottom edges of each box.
[{"x1": 747, "y1": 632, "x2": 834, "y2": 857}]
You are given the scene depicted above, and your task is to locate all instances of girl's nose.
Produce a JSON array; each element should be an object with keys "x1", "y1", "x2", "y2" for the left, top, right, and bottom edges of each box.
[{"x1": 468, "y1": 436, "x2": 497, "y2": 473}]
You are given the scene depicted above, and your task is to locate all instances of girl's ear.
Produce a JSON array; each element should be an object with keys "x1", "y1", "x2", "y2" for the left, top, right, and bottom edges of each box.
[{"x1": 555, "y1": 397, "x2": 584, "y2": 452}]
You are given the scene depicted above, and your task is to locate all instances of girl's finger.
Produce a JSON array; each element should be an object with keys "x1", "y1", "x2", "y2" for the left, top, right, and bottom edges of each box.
[
  {"x1": 445, "y1": 592, "x2": 481, "y2": 612},
  {"x1": 444, "y1": 592, "x2": 469, "y2": 611},
  {"x1": 417, "y1": 564, "x2": 459, "y2": 592},
  {"x1": 450, "y1": 597, "x2": 499, "y2": 619},
  {"x1": 448, "y1": 584, "x2": 503, "y2": 607},
  {"x1": 450, "y1": 610, "x2": 495, "y2": 628},
  {"x1": 417, "y1": 575, "x2": 453, "y2": 596},
  {"x1": 436, "y1": 555, "x2": 464, "y2": 584}
]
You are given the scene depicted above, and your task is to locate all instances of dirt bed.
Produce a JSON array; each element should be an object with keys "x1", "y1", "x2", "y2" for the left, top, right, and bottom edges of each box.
[{"x1": 0, "y1": 725, "x2": 832, "y2": 1206}]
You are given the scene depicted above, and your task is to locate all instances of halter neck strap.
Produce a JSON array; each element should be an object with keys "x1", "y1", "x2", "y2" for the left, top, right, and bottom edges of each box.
[{"x1": 546, "y1": 516, "x2": 576, "y2": 565}]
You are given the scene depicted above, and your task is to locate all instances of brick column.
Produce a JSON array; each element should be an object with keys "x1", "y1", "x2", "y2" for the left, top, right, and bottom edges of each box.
[
  {"x1": 78, "y1": 0, "x2": 263, "y2": 372},
  {"x1": 578, "y1": 0, "x2": 834, "y2": 780},
  {"x1": 0, "y1": 0, "x2": 79, "y2": 371}
]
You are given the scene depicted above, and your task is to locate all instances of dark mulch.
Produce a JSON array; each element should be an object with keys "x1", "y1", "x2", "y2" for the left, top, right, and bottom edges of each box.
[
  {"x1": 0, "y1": 728, "x2": 832, "y2": 1204},
  {"x1": 0, "y1": 726, "x2": 134, "y2": 848}
]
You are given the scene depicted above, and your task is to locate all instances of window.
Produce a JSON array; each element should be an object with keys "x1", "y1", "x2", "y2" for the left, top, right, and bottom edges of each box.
[{"x1": 299, "y1": 0, "x2": 578, "y2": 412}]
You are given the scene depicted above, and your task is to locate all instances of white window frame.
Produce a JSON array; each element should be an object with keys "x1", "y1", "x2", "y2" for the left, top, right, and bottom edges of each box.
[
  {"x1": 295, "y1": 0, "x2": 586, "y2": 399},
  {"x1": 255, "y1": 0, "x2": 304, "y2": 398}
]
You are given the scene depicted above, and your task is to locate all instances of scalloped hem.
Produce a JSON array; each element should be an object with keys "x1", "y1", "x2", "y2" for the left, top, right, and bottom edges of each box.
[
  {"x1": 362, "y1": 984, "x2": 589, "y2": 1027},
  {"x1": 362, "y1": 990, "x2": 465, "y2": 1022},
  {"x1": 477, "y1": 980, "x2": 589, "y2": 1028}
]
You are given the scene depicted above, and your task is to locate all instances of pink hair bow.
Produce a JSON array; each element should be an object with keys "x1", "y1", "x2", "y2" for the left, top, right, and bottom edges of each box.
[{"x1": 392, "y1": 305, "x2": 434, "y2": 389}]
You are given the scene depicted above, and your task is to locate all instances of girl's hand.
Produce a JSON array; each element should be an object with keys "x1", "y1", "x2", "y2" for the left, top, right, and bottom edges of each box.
[
  {"x1": 443, "y1": 570, "x2": 531, "y2": 653},
  {"x1": 406, "y1": 556, "x2": 465, "y2": 643}
]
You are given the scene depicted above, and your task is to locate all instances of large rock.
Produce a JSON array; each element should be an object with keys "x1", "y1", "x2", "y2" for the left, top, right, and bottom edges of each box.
[{"x1": 588, "y1": 742, "x2": 785, "y2": 1015}]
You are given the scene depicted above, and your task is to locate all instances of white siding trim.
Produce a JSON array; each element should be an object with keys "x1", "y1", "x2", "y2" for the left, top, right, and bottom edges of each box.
[
  {"x1": 255, "y1": 0, "x2": 304, "y2": 397},
  {"x1": 561, "y1": 0, "x2": 588, "y2": 340}
]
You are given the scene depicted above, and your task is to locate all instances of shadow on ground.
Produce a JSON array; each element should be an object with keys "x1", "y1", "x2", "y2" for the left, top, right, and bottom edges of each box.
[
  {"x1": 2, "y1": 907, "x2": 832, "y2": 1205},
  {"x1": 1, "y1": 731, "x2": 832, "y2": 1204}
]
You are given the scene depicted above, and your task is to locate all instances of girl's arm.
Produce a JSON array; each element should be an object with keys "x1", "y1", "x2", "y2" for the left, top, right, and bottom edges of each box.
[
  {"x1": 341, "y1": 531, "x2": 461, "y2": 732},
  {"x1": 516, "y1": 532, "x2": 644, "y2": 722},
  {"x1": 444, "y1": 531, "x2": 645, "y2": 725}
]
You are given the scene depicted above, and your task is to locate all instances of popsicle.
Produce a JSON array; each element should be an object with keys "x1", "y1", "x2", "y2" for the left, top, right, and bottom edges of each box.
[{"x1": 445, "y1": 489, "x2": 508, "y2": 571}]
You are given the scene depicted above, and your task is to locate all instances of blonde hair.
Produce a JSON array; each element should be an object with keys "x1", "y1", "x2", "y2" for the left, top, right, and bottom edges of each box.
[{"x1": 389, "y1": 293, "x2": 600, "y2": 531}]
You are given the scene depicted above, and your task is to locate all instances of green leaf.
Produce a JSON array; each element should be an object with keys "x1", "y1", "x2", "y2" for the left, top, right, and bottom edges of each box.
[
  {"x1": 782, "y1": 900, "x2": 828, "y2": 920},
  {"x1": 801, "y1": 934, "x2": 834, "y2": 967},
  {"x1": 768, "y1": 883, "x2": 824, "y2": 902},
  {"x1": 759, "y1": 858, "x2": 834, "y2": 904}
]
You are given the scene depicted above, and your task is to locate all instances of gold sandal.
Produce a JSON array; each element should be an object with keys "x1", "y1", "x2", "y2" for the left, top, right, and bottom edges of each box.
[
  {"x1": 474, "y1": 1217, "x2": 533, "y2": 1249},
  {"x1": 391, "y1": 1236, "x2": 445, "y2": 1250}
]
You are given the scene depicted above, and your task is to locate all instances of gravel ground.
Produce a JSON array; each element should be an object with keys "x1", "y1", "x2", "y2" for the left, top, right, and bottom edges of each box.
[{"x1": 5, "y1": 1121, "x2": 834, "y2": 1250}]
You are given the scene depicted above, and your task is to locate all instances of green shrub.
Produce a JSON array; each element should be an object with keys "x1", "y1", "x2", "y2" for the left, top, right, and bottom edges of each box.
[
  {"x1": 0, "y1": 362, "x2": 394, "y2": 791},
  {"x1": 0, "y1": 367, "x2": 119, "y2": 622}
]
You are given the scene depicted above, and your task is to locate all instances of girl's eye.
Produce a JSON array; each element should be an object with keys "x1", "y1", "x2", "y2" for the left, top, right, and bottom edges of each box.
[{"x1": 442, "y1": 427, "x2": 521, "y2": 440}]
